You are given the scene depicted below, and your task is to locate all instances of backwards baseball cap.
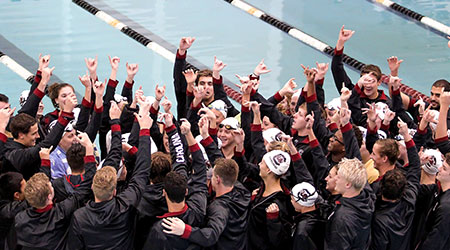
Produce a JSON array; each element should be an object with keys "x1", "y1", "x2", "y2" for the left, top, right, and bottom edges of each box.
[
  {"x1": 208, "y1": 100, "x2": 228, "y2": 119},
  {"x1": 263, "y1": 128, "x2": 285, "y2": 143},
  {"x1": 291, "y1": 182, "x2": 318, "y2": 207},
  {"x1": 422, "y1": 149, "x2": 443, "y2": 175},
  {"x1": 219, "y1": 117, "x2": 240, "y2": 130},
  {"x1": 262, "y1": 150, "x2": 291, "y2": 176}
]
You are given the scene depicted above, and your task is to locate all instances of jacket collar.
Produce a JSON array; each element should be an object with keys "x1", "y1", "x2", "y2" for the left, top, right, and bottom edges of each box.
[
  {"x1": 157, "y1": 204, "x2": 188, "y2": 218},
  {"x1": 35, "y1": 204, "x2": 53, "y2": 213}
]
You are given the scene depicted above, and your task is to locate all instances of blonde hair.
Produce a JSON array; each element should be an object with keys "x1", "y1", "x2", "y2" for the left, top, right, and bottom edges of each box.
[
  {"x1": 337, "y1": 158, "x2": 367, "y2": 192},
  {"x1": 92, "y1": 166, "x2": 117, "y2": 201},
  {"x1": 24, "y1": 173, "x2": 51, "y2": 208},
  {"x1": 267, "y1": 141, "x2": 289, "y2": 153}
]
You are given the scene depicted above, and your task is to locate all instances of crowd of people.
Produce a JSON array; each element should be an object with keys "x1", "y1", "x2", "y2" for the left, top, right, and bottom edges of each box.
[{"x1": 1, "y1": 26, "x2": 449, "y2": 250}]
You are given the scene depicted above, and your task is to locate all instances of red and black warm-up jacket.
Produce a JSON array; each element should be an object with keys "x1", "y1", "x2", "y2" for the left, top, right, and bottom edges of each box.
[
  {"x1": 2, "y1": 111, "x2": 74, "y2": 180},
  {"x1": 67, "y1": 128, "x2": 151, "y2": 250},
  {"x1": 143, "y1": 141, "x2": 208, "y2": 250},
  {"x1": 14, "y1": 154, "x2": 97, "y2": 250},
  {"x1": 371, "y1": 139, "x2": 421, "y2": 250},
  {"x1": 135, "y1": 124, "x2": 190, "y2": 249}
]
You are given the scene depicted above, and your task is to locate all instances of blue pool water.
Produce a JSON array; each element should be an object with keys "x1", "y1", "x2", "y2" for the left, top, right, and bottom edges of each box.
[{"x1": 1, "y1": 0, "x2": 450, "y2": 113}]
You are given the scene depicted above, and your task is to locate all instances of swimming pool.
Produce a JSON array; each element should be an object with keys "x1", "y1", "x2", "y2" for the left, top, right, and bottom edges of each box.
[{"x1": 1, "y1": 0, "x2": 450, "y2": 113}]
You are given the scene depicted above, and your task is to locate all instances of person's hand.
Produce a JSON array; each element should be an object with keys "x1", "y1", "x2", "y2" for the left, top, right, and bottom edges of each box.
[
  {"x1": 179, "y1": 119, "x2": 191, "y2": 135},
  {"x1": 132, "y1": 86, "x2": 144, "y2": 106},
  {"x1": 198, "y1": 116, "x2": 210, "y2": 138},
  {"x1": 240, "y1": 82, "x2": 254, "y2": 96},
  {"x1": 266, "y1": 203, "x2": 279, "y2": 214},
  {"x1": 182, "y1": 69, "x2": 198, "y2": 84},
  {"x1": 38, "y1": 54, "x2": 51, "y2": 71},
  {"x1": 356, "y1": 73, "x2": 374, "y2": 89},
  {"x1": 305, "y1": 113, "x2": 314, "y2": 130},
  {"x1": 109, "y1": 101, "x2": 121, "y2": 120},
  {"x1": 0, "y1": 107, "x2": 15, "y2": 132},
  {"x1": 279, "y1": 78, "x2": 297, "y2": 97},
  {"x1": 78, "y1": 71, "x2": 91, "y2": 88},
  {"x1": 281, "y1": 135, "x2": 296, "y2": 154},
  {"x1": 162, "y1": 112, "x2": 174, "y2": 128},
  {"x1": 315, "y1": 62, "x2": 329, "y2": 81},
  {"x1": 362, "y1": 103, "x2": 377, "y2": 123},
  {"x1": 162, "y1": 217, "x2": 185, "y2": 236},
  {"x1": 39, "y1": 146, "x2": 53, "y2": 160},
  {"x1": 63, "y1": 93, "x2": 78, "y2": 113},
  {"x1": 193, "y1": 86, "x2": 206, "y2": 100},
  {"x1": 154, "y1": 84, "x2": 166, "y2": 102},
  {"x1": 340, "y1": 86, "x2": 351, "y2": 103},
  {"x1": 337, "y1": 25, "x2": 355, "y2": 49},
  {"x1": 41, "y1": 66, "x2": 55, "y2": 84},
  {"x1": 330, "y1": 109, "x2": 340, "y2": 125},
  {"x1": 339, "y1": 107, "x2": 351, "y2": 126},
  {"x1": 383, "y1": 110, "x2": 396, "y2": 125},
  {"x1": 161, "y1": 96, "x2": 172, "y2": 113},
  {"x1": 387, "y1": 56, "x2": 403, "y2": 76},
  {"x1": 84, "y1": 56, "x2": 98, "y2": 74},
  {"x1": 397, "y1": 118, "x2": 408, "y2": 136},
  {"x1": 422, "y1": 106, "x2": 437, "y2": 124},
  {"x1": 247, "y1": 101, "x2": 261, "y2": 116},
  {"x1": 389, "y1": 76, "x2": 402, "y2": 92},
  {"x1": 78, "y1": 132, "x2": 92, "y2": 148},
  {"x1": 126, "y1": 63, "x2": 139, "y2": 82},
  {"x1": 198, "y1": 107, "x2": 216, "y2": 120},
  {"x1": 233, "y1": 128, "x2": 245, "y2": 146},
  {"x1": 439, "y1": 90, "x2": 450, "y2": 108},
  {"x1": 93, "y1": 79, "x2": 106, "y2": 96},
  {"x1": 213, "y1": 56, "x2": 227, "y2": 74},
  {"x1": 301, "y1": 65, "x2": 317, "y2": 84},
  {"x1": 135, "y1": 111, "x2": 153, "y2": 130},
  {"x1": 179, "y1": 37, "x2": 196, "y2": 52},
  {"x1": 418, "y1": 147, "x2": 432, "y2": 165},
  {"x1": 413, "y1": 97, "x2": 426, "y2": 117},
  {"x1": 108, "y1": 56, "x2": 120, "y2": 71},
  {"x1": 253, "y1": 59, "x2": 271, "y2": 76}
]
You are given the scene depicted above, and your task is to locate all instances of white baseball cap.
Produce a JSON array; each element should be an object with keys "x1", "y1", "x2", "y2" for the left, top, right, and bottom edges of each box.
[{"x1": 262, "y1": 128, "x2": 285, "y2": 143}]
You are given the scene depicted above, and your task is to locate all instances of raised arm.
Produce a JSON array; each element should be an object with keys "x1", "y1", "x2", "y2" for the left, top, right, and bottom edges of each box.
[
  {"x1": 19, "y1": 65, "x2": 53, "y2": 117},
  {"x1": 174, "y1": 37, "x2": 195, "y2": 119},
  {"x1": 331, "y1": 25, "x2": 355, "y2": 92},
  {"x1": 165, "y1": 113, "x2": 188, "y2": 177},
  {"x1": 102, "y1": 102, "x2": 123, "y2": 170}
]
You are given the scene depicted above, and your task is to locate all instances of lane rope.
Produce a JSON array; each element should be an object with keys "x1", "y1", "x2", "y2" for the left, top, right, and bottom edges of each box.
[
  {"x1": 0, "y1": 51, "x2": 35, "y2": 83},
  {"x1": 223, "y1": 0, "x2": 431, "y2": 102},
  {"x1": 72, "y1": 0, "x2": 244, "y2": 103},
  {"x1": 371, "y1": 0, "x2": 450, "y2": 36}
]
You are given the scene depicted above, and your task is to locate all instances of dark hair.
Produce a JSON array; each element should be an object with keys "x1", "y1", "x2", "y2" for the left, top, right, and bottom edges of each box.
[
  {"x1": 151, "y1": 152, "x2": 172, "y2": 184},
  {"x1": 0, "y1": 172, "x2": 24, "y2": 201},
  {"x1": 213, "y1": 158, "x2": 238, "y2": 187},
  {"x1": 48, "y1": 83, "x2": 74, "y2": 108},
  {"x1": 10, "y1": 113, "x2": 38, "y2": 139},
  {"x1": 376, "y1": 139, "x2": 399, "y2": 165},
  {"x1": 67, "y1": 143, "x2": 86, "y2": 173},
  {"x1": 352, "y1": 124, "x2": 363, "y2": 148},
  {"x1": 360, "y1": 64, "x2": 382, "y2": 81},
  {"x1": 195, "y1": 69, "x2": 213, "y2": 85},
  {"x1": 432, "y1": 79, "x2": 450, "y2": 91},
  {"x1": 0, "y1": 93, "x2": 9, "y2": 103},
  {"x1": 381, "y1": 169, "x2": 406, "y2": 201},
  {"x1": 164, "y1": 171, "x2": 187, "y2": 203}
]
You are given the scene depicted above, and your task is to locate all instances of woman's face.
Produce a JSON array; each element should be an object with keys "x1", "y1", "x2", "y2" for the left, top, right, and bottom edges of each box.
[{"x1": 56, "y1": 86, "x2": 74, "y2": 108}]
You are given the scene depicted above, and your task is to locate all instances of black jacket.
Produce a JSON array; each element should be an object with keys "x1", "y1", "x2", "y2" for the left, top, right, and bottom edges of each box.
[
  {"x1": 416, "y1": 187, "x2": 450, "y2": 250},
  {"x1": 325, "y1": 184, "x2": 375, "y2": 250},
  {"x1": 247, "y1": 187, "x2": 293, "y2": 250},
  {"x1": 370, "y1": 139, "x2": 420, "y2": 250},
  {"x1": 181, "y1": 182, "x2": 250, "y2": 250},
  {"x1": 135, "y1": 125, "x2": 189, "y2": 249},
  {"x1": 143, "y1": 142, "x2": 208, "y2": 250},
  {"x1": 2, "y1": 112, "x2": 74, "y2": 180},
  {"x1": 67, "y1": 129, "x2": 151, "y2": 250},
  {"x1": 0, "y1": 200, "x2": 28, "y2": 250},
  {"x1": 14, "y1": 156, "x2": 96, "y2": 250},
  {"x1": 292, "y1": 209, "x2": 326, "y2": 250}
]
